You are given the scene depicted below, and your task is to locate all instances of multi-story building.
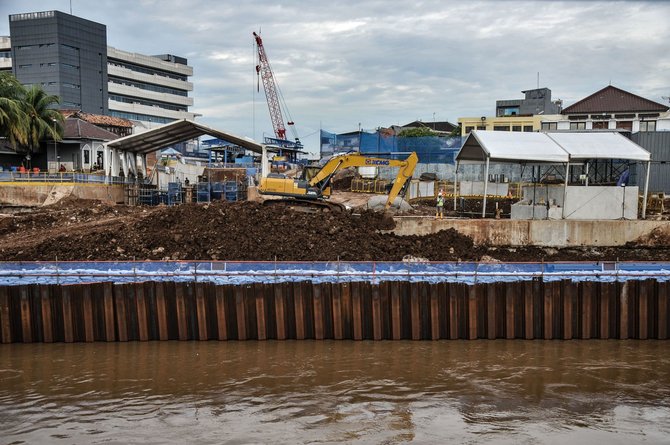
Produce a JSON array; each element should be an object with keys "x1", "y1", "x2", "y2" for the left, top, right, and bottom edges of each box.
[
  {"x1": 458, "y1": 87, "x2": 563, "y2": 135},
  {"x1": 0, "y1": 36, "x2": 12, "y2": 72},
  {"x1": 3, "y1": 10, "x2": 196, "y2": 132},
  {"x1": 107, "y1": 47, "x2": 197, "y2": 131},
  {"x1": 496, "y1": 87, "x2": 562, "y2": 117},
  {"x1": 9, "y1": 11, "x2": 108, "y2": 114}
]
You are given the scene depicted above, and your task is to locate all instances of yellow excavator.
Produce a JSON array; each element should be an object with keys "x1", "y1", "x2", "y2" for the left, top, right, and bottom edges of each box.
[{"x1": 259, "y1": 151, "x2": 418, "y2": 211}]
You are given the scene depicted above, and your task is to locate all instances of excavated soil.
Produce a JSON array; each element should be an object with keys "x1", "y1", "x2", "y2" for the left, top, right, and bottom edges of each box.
[{"x1": 0, "y1": 199, "x2": 668, "y2": 262}]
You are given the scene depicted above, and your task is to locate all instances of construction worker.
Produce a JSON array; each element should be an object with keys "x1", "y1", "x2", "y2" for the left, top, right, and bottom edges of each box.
[{"x1": 436, "y1": 189, "x2": 445, "y2": 219}]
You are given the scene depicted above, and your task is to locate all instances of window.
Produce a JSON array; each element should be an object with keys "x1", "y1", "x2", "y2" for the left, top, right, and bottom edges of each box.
[
  {"x1": 541, "y1": 122, "x2": 557, "y2": 131},
  {"x1": 83, "y1": 150, "x2": 90, "y2": 164},
  {"x1": 523, "y1": 125, "x2": 534, "y2": 132},
  {"x1": 570, "y1": 122, "x2": 586, "y2": 130},
  {"x1": 476, "y1": 126, "x2": 486, "y2": 130},
  {"x1": 512, "y1": 125, "x2": 522, "y2": 132},
  {"x1": 493, "y1": 125, "x2": 510, "y2": 131},
  {"x1": 465, "y1": 126, "x2": 475, "y2": 134},
  {"x1": 640, "y1": 121, "x2": 656, "y2": 132},
  {"x1": 60, "y1": 44, "x2": 79, "y2": 53},
  {"x1": 616, "y1": 121, "x2": 633, "y2": 131},
  {"x1": 592, "y1": 121, "x2": 608, "y2": 129}
]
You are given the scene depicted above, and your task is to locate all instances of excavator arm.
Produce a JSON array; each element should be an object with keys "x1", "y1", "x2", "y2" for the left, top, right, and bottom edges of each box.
[{"x1": 309, "y1": 152, "x2": 418, "y2": 209}]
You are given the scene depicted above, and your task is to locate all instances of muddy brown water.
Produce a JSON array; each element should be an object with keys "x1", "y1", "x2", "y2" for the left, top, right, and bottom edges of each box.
[{"x1": 1, "y1": 341, "x2": 669, "y2": 444}]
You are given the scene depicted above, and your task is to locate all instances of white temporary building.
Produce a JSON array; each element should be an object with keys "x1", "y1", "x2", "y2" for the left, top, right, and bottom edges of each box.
[{"x1": 455, "y1": 131, "x2": 652, "y2": 218}]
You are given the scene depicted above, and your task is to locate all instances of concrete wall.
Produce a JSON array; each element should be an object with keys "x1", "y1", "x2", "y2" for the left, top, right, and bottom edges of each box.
[
  {"x1": 391, "y1": 217, "x2": 670, "y2": 247},
  {"x1": 460, "y1": 180, "x2": 509, "y2": 196},
  {"x1": 564, "y1": 186, "x2": 638, "y2": 220},
  {"x1": 513, "y1": 185, "x2": 638, "y2": 220},
  {"x1": 0, "y1": 184, "x2": 125, "y2": 206}
]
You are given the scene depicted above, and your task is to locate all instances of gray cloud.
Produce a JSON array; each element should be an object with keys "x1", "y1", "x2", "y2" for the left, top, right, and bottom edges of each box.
[{"x1": 1, "y1": 0, "x2": 668, "y2": 155}]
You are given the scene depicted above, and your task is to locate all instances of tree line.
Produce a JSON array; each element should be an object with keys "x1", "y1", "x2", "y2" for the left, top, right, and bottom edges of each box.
[{"x1": 0, "y1": 72, "x2": 63, "y2": 162}]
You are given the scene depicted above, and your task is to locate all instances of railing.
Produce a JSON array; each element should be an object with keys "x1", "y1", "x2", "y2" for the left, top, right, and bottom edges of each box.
[{"x1": 0, "y1": 171, "x2": 136, "y2": 184}]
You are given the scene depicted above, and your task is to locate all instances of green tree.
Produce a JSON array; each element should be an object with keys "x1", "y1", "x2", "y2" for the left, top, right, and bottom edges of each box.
[
  {"x1": 0, "y1": 72, "x2": 28, "y2": 148},
  {"x1": 23, "y1": 84, "x2": 63, "y2": 159},
  {"x1": 397, "y1": 127, "x2": 438, "y2": 138}
]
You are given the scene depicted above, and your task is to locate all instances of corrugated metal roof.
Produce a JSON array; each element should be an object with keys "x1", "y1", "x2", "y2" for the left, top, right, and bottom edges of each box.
[
  {"x1": 64, "y1": 118, "x2": 119, "y2": 141},
  {"x1": 60, "y1": 110, "x2": 133, "y2": 128},
  {"x1": 106, "y1": 119, "x2": 264, "y2": 155},
  {"x1": 562, "y1": 85, "x2": 669, "y2": 114}
]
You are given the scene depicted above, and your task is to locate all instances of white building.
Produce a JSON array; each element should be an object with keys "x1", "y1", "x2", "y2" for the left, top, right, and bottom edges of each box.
[
  {"x1": 540, "y1": 85, "x2": 670, "y2": 132},
  {"x1": 107, "y1": 47, "x2": 198, "y2": 132}
]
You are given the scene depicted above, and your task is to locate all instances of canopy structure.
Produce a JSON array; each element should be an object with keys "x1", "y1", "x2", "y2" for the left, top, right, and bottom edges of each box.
[
  {"x1": 103, "y1": 119, "x2": 265, "y2": 178},
  {"x1": 458, "y1": 131, "x2": 570, "y2": 164},
  {"x1": 545, "y1": 131, "x2": 651, "y2": 161},
  {"x1": 454, "y1": 130, "x2": 652, "y2": 218}
]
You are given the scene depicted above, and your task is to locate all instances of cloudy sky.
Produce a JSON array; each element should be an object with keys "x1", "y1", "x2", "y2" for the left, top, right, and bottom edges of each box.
[{"x1": 1, "y1": 0, "x2": 669, "y2": 154}]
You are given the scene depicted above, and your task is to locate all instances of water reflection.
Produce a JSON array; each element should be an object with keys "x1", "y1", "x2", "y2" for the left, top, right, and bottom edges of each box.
[{"x1": 1, "y1": 341, "x2": 669, "y2": 444}]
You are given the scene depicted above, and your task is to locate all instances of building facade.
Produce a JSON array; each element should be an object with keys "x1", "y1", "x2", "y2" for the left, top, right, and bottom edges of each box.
[
  {"x1": 495, "y1": 87, "x2": 562, "y2": 117},
  {"x1": 539, "y1": 85, "x2": 670, "y2": 133},
  {"x1": 107, "y1": 47, "x2": 196, "y2": 130},
  {"x1": 459, "y1": 88, "x2": 563, "y2": 135},
  {"x1": 3, "y1": 10, "x2": 196, "y2": 132},
  {"x1": 9, "y1": 11, "x2": 108, "y2": 114}
]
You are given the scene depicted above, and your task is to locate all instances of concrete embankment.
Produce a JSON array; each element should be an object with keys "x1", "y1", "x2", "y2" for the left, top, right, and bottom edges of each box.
[
  {"x1": 392, "y1": 217, "x2": 670, "y2": 247},
  {"x1": 0, "y1": 183, "x2": 124, "y2": 206}
]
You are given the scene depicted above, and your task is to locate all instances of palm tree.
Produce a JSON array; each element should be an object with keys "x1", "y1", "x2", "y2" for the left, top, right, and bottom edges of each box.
[
  {"x1": 0, "y1": 72, "x2": 28, "y2": 149},
  {"x1": 22, "y1": 85, "x2": 63, "y2": 162}
]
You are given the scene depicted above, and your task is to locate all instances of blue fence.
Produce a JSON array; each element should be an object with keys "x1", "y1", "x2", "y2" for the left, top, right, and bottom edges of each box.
[
  {"x1": 0, "y1": 261, "x2": 668, "y2": 286},
  {"x1": 320, "y1": 130, "x2": 462, "y2": 163}
]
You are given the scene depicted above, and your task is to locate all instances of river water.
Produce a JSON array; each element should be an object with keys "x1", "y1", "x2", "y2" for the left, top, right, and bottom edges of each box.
[{"x1": 1, "y1": 341, "x2": 669, "y2": 444}]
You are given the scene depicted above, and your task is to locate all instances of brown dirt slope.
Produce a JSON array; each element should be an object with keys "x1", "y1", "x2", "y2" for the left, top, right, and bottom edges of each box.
[{"x1": 0, "y1": 200, "x2": 667, "y2": 262}]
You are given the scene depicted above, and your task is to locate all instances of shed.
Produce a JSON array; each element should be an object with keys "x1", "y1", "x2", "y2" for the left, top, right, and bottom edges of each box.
[{"x1": 455, "y1": 131, "x2": 652, "y2": 218}]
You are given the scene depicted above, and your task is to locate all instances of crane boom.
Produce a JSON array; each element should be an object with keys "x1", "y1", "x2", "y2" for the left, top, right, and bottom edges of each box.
[{"x1": 253, "y1": 32, "x2": 287, "y2": 140}]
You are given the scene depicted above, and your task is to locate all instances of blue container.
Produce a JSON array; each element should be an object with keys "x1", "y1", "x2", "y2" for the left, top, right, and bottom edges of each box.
[
  {"x1": 225, "y1": 192, "x2": 237, "y2": 201},
  {"x1": 225, "y1": 181, "x2": 238, "y2": 192},
  {"x1": 211, "y1": 182, "x2": 224, "y2": 200},
  {"x1": 196, "y1": 183, "x2": 210, "y2": 202}
]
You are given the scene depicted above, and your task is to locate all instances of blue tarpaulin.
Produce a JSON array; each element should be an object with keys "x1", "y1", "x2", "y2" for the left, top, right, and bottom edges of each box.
[{"x1": 0, "y1": 261, "x2": 668, "y2": 286}]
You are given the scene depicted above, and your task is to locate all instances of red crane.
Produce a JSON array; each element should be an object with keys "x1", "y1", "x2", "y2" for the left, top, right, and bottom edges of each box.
[{"x1": 253, "y1": 31, "x2": 295, "y2": 141}]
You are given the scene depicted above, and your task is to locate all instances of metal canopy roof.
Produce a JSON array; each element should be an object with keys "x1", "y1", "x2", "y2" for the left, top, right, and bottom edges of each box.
[
  {"x1": 546, "y1": 131, "x2": 651, "y2": 161},
  {"x1": 458, "y1": 131, "x2": 568, "y2": 164},
  {"x1": 456, "y1": 130, "x2": 651, "y2": 164},
  {"x1": 105, "y1": 119, "x2": 264, "y2": 154}
]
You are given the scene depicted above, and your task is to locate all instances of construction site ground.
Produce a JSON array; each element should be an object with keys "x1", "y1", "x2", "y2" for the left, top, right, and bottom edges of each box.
[{"x1": 0, "y1": 192, "x2": 669, "y2": 263}]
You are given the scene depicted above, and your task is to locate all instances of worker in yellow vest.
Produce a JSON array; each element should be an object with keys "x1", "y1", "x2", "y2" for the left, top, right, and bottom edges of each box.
[{"x1": 436, "y1": 189, "x2": 445, "y2": 219}]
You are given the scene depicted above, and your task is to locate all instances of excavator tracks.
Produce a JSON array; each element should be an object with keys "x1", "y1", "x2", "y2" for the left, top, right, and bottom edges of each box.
[{"x1": 262, "y1": 198, "x2": 346, "y2": 213}]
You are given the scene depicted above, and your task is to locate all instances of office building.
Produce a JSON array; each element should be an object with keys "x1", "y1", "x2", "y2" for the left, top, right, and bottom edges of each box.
[{"x1": 3, "y1": 10, "x2": 196, "y2": 132}]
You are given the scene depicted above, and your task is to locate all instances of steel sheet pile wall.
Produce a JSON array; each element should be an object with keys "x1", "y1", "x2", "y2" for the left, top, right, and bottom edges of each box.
[{"x1": 1, "y1": 280, "x2": 668, "y2": 343}]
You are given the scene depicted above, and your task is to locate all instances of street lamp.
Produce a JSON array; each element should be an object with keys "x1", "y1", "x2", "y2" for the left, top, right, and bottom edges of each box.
[{"x1": 52, "y1": 118, "x2": 58, "y2": 172}]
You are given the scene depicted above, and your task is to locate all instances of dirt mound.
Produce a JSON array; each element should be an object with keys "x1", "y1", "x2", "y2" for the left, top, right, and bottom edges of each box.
[
  {"x1": 629, "y1": 226, "x2": 670, "y2": 247},
  {"x1": 0, "y1": 200, "x2": 668, "y2": 262}
]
